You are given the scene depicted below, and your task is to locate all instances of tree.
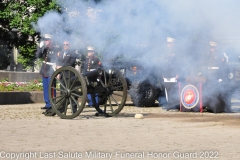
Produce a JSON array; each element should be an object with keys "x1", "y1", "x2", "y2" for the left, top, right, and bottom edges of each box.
[{"x1": 0, "y1": 0, "x2": 59, "y2": 68}]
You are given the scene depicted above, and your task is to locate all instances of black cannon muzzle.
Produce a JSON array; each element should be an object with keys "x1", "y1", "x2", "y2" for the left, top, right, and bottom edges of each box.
[{"x1": 83, "y1": 68, "x2": 103, "y2": 79}]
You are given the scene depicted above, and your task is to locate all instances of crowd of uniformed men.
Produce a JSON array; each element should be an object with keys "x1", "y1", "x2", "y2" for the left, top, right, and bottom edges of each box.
[
  {"x1": 36, "y1": 34, "x2": 102, "y2": 116},
  {"x1": 36, "y1": 33, "x2": 233, "y2": 115},
  {"x1": 160, "y1": 37, "x2": 232, "y2": 113}
]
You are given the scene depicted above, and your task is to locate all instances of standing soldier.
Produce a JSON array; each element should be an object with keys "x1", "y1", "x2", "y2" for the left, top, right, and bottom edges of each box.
[
  {"x1": 158, "y1": 37, "x2": 183, "y2": 111},
  {"x1": 206, "y1": 41, "x2": 226, "y2": 82},
  {"x1": 36, "y1": 34, "x2": 57, "y2": 112},
  {"x1": 203, "y1": 41, "x2": 231, "y2": 113},
  {"x1": 84, "y1": 46, "x2": 101, "y2": 72},
  {"x1": 84, "y1": 46, "x2": 104, "y2": 115},
  {"x1": 161, "y1": 37, "x2": 180, "y2": 81}
]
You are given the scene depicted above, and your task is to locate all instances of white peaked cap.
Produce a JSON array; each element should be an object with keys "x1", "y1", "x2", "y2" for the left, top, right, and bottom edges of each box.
[
  {"x1": 209, "y1": 41, "x2": 217, "y2": 47},
  {"x1": 43, "y1": 34, "x2": 52, "y2": 39},
  {"x1": 87, "y1": 46, "x2": 94, "y2": 51},
  {"x1": 167, "y1": 37, "x2": 175, "y2": 43}
]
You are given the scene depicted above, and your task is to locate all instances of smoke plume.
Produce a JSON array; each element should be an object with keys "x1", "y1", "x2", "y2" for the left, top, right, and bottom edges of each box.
[{"x1": 34, "y1": 0, "x2": 240, "y2": 111}]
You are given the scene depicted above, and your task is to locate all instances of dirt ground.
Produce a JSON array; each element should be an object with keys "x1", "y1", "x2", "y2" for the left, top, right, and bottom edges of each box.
[{"x1": 0, "y1": 102, "x2": 240, "y2": 160}]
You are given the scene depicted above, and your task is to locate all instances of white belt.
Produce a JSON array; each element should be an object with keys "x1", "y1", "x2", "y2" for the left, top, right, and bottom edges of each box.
[
  {"x1": 43, "y1": 61, "x2": 56, "y2": 71},
  {"x1": 163, "y1": 77, "x2": 177, "y2": 82},
  {"x1": 208, "y1": 67, "x2": 219, "y2": 70},
  {"x1": 43, "y1": 61, "x2": 55, "y2": 65}
]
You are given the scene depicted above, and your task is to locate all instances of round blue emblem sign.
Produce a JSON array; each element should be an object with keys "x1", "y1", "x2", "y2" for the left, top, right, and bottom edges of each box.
[{"x1": 181, "y1": 85, "x2": 199, "y2": 109}]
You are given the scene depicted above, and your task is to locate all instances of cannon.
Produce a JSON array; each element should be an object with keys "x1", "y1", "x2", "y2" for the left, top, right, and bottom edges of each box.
[
  {"x1": 47, "y1": 66, "x2": 128, "y2": 119},
  {"x1": 113, "y1": 58, "x2": 164, "y2": 107}
]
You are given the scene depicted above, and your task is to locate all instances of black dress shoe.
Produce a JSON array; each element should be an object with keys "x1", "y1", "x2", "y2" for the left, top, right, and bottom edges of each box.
[
  {"x1": 42, "y1": 108, "x2": 56, "y2": 116},
  {"x1": 95, "y1": 112, "x2": 112, "y2": 117},
  {"x1": 42, "y1": 107, "x2": 52, "y2": 110}
]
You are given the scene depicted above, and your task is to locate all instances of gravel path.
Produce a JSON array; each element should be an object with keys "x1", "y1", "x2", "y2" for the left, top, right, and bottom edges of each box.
[{"x1": 0, "y1": 103, "x2": 240, "y2": 160}]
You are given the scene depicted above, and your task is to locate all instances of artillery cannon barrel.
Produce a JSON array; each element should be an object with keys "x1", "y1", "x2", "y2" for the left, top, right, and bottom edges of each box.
[{"x1": 83, "y1": 68, "x2": 103, "y2": 79}]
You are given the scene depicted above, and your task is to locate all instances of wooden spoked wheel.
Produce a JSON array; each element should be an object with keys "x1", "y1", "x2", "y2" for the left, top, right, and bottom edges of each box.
[
  {"x1": 97, "y1": 67, "x2": 128, "y2": 116},
  {"x1": 48, "y1": 66, "x2": 87, "y2": 119}
]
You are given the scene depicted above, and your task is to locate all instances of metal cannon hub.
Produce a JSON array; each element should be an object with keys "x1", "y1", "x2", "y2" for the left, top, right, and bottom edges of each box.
[{"x1": 63, "y1": 89, "x2": 71, "y2": 98}]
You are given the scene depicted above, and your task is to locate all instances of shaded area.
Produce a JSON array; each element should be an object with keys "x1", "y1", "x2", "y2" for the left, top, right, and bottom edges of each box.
[
  {"x1": 145, "y1": 112, "x2": 240, "y2": 127},
  {"x1": 0, "y1": 92, "x2": 61, "y2": 105},
  {"x1": 0, "y1": 92, "x2": 35, "y2": 104}
]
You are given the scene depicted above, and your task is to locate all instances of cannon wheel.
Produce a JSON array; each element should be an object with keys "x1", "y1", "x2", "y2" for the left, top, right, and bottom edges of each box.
[
  {"x1": 48, "y1": 66, "x2": 87, "y2": 119},
  {"x1": 129, "y1": 80, "x2": 157, "y2": 107},
  {"x1": 97, "y1": 67, "x2": 128, "y2": 116}
]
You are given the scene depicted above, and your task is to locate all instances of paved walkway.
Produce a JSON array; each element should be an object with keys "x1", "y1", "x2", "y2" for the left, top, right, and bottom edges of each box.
[{"x1": 0, "y1": 103, "x2": 240, "y2": 160}]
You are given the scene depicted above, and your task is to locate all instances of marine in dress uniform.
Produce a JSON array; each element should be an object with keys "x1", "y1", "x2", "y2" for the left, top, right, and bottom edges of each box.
[
  {"x1": 161, "y1": 37, "x2": 179, "y2": 80},
  {"x1": 84, "y1": 46, "x2": 103, "y2": 113},
  {"x1": 36, "y1": 34, "x2": 57, "y2": 110},
  {"x1": 206, "y1": 41, "x2": 226, "y2": 81},
  {"x1": 158, "y1": 37, "x2": 182, "y2": 111},
  {"x1": 84, "y1": 46, "x2": 101, "y2": 73},
  {"x1": 203, "y1": 41, "x2": 232, "y2": 113}
]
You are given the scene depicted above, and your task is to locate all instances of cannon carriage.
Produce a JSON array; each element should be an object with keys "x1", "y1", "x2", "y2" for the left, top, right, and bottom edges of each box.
[{"x1": 47, "y1": 66, "x2": 128, "y2": 119}]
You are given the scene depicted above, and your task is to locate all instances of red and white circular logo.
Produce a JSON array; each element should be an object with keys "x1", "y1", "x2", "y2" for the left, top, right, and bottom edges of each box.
[{"x1": 181, "y1": 85, "x2": 199, "y2": 109}]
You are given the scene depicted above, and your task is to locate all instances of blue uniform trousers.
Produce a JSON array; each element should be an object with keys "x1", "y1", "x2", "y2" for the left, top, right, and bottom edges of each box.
[
  {"x1": 42, "y1": 77, "x2": 56, "y2": 108},
  {"x1": 87, "y1": 94, "x2": 99, "y2": 106}
]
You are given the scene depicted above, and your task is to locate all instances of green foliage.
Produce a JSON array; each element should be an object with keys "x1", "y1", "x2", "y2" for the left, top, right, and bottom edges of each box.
[
  {"x1": 18, "y1": 43, "x2": 37, "y2": 67},
  {"x1": 0, "y1": 0, "x2": 60, "y2": 68},
  {"x1": 0, "y1": 78, "x2": 9, "y2": 82}
]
